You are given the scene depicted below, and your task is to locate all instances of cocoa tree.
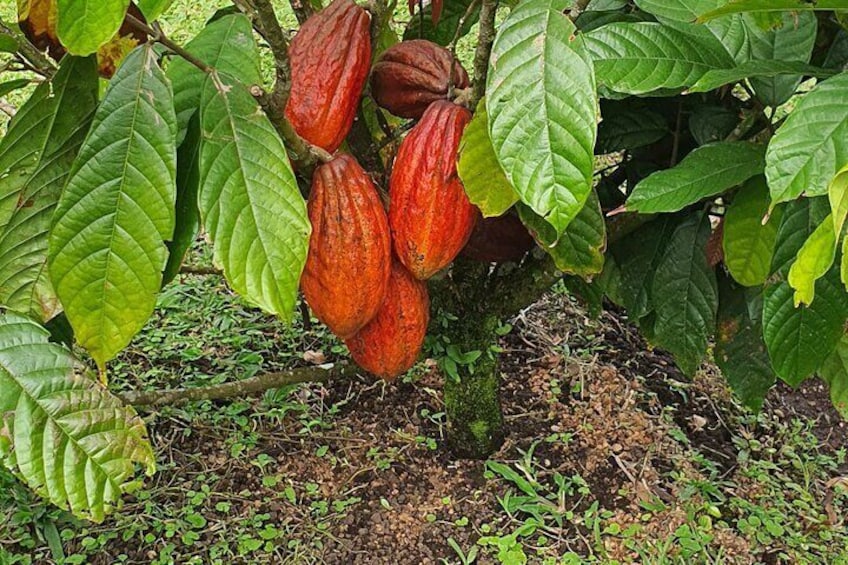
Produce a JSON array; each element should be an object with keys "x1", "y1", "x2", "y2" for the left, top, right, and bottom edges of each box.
[{"x1": 1, "y1": 0, "x2": 848, "y2": 522}]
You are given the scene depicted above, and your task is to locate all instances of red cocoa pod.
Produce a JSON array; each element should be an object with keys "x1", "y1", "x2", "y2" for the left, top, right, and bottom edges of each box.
[
  {"x1": 461, "y1": 212, "x2": 536, "y2": 263},
  {"x1": 301, "y1": 154, "x2": 392, "y2": 339},
  {"x1": 345, "y1": 261, "x2": 430, "y2": 380},
  {"x1": 389, "y1": 100, "x2": 478, "y2": 279},
  {"x1": 285, "y1": 0, "x2": 371, "y2": 153},
  {"x1": 371, "y1": 39, "x2": 470, "y2": 119}
]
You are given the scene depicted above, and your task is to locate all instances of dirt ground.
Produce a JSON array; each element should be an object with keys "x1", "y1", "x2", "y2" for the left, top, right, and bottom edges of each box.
[{"x1": 5, "y1": 290, "x2": 847, "y2": 564}]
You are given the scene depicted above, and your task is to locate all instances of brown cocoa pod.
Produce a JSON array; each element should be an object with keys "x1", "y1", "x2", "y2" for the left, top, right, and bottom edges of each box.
[
  {"x1": 389, "y1": 100, "x2": 478, "y2": 279},
  {"x1": 285, "y1": 0, "x2": 371, "y2": 153},
  {"x1": 461, "y1": 212, "x2": 535, "y2": 263},
  {"x1": 371, "y1": 39, "x2": 470, "y2": 119},
  {"x1": 301, "y1": 154, "x2": 392, "y2": 339},
  {"x1": 345, "y1": 260, "x2": 430, "y2": 380}
]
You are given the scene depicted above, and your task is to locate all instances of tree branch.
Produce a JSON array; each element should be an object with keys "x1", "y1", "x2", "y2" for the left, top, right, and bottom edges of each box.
[
  {"x1": 471, "y1": 0, "x2": 498, "y2": 108},
  {"x1": 120, "y1": 363, "x2": 359, "y2": 407},
  {"x1": 0, "y1": 18, "x2": 56, "y2": 78},
  {"x1": 289, "y1": 0, "x2": 318, "y2": 25},
  {"x1": 179, "y1": 264, "x2": 222, "y2": 276}
]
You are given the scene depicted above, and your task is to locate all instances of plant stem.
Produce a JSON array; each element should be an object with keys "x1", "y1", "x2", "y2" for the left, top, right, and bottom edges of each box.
[
  {"x1": 471, "y1": 0, "x2": 498, "y2": 108},
  {"x1": 121, "y1": 363, "x2": 359, "y2": 407},
  {"x1": 179, "y1": 265, "x2": 222, "y2": 276},
  {"x1": 125, "y1": 16, "x2": 214, "y2": 74},
  {"x1": 0, "y1": 18, "x2": 56, "y2": 78}
]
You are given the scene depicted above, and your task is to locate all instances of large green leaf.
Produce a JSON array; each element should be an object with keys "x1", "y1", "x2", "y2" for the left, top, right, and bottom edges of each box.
[
  {"x1": 699, "y1": 0, "x2": 848, "y2": 21},
  {"x1": 518, "y1": 190, "x2": 606, "y2": 278},
  {"x1": 162, "y1": 114, "x2": 202, "y2": 286},
  {"x1": 765, "y1": 72, "x2": 848, "y2": 205},
  {"x1": 626, "y1": 142, "x2": 766, "y2": 213},
  {"x1": 404, "y1": 0, "x2": 480, "y2": 46},
  {"x1": 610, "y1": 215, "x2": 679, "y2": 319},
  {"x1": 583, "y1": 22, "x2": 734, "y2": 95},
  {"x1": 56, "y1": 0, "x2": 129, "y2": 55},
  {"x1": 596, "y1": 100, "x2": 668, "y2": 153},
  {"x1": 715, "y1": 276, "x2": 775, "y2": 412},
  {"x1": 651, "y1": 212, "x2": 718, "y2": 376},
  {"x1": 745, "y1": 11, "x2": 817, "y2": 107},
  {"x1": 762, "y1": 198, "x2": 848, "y2": 386},
  {"x1": 458, "y1": 99, "x2": 518, "y2": 218},
  {"x1": 487, "y1": 0, "x2": 597, "y2": 236},
  {"x1": 138, "y1": 0, "x2": 174, "y2": 20},
  {"x1": 688, "y1": 60, "x2": 834, "y2": 93},
  {"x1": 168, "y1": 14, "x2": 261, "y2": 145},
  {"x1": 198, "y1": 75, "x2": 310, "y2": 321},
  {"x1": 0, "y1": 313, "x2": 154, "y2": 522},
  {"x1": 820, "y1": 334, "x2": 848, "y2": 419},
  {"x1": 0, "y1": 57, "x2": 99, "y2": 322},
  {"x1": 634, "y1": 0, "x2": 748, "y2": 62},
  {"x1": 49, "y1": 45, "x2": 177, "y2": 370},
  {"x1": 723, "y1": 176, "x2": 781, "y2": 287}
]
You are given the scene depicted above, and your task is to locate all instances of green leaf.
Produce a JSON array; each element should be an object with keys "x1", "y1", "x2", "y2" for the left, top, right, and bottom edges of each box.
[
  {"x1": 765, "y1": 72, "x2": 848, "y2": 205},
  {"x1": 0, "y1": 35, "x2": 18, "y2": 54},
  {"x1": 56, "y1": 0, "x2": 129, "y2": 55},
  {"x1": 745, "y1": 11, "x2": 817, "y2": 106},
  {"x1": 723, "y1": 176, "x2": 781, "y2": 287},
  {"x1": 627, "y1": 142, "x2": 766, "y2": 213},
  {"x1": 788, "y1": 215, "x2": 837, "y2": 307},
  {"x1": 404, "y1": 0, "x2": 480, "y2": 45},
  {"x1": 0, "y1": 58, "x2": 98, "y2": 322},
  {"x1": 0, "y1": 312, "x2": 154, "y2": 522},
  {"x1": 715, "y1": 275, "x2": 776, "y2": 412},
  {"x1": 137, "y1": 0, "x2": 174, "y2": 20},
  {"x1": 698, "y1": 0, "x2": 848, "y2": 21},
  {"x1": 518, "y1": 190, "x2": 606, "y2": 278},
  {"x1": 610, "y1": 215, "x2": 679, "y2": 319},
  {"x1": 688, "y1": 60, "x2": 833, "y2": 93},
  {"x1": 688, "y1": 105, "x2": 739, "y2": 146},
  {"x1": 0, "y1": 79, "x2": 32, "y2": 99},
  {"x1": 458, "y1": 98, "x2": 519, "y2": 218},
  {"x1": 597, "y1": 100, "x2": 668, "y2": 153},
  {"x1": 49, "y1": 45, "x2": 177, "y2": 369},
  {"x1": 168, "y1": 14, "x2": 261, "y2": 145},
  {"x1": 634, "y1": 0, "x2": 749, "y2": 62},
  {"x1": 583, "y1": 22, "x2": 734, "y2": 95},
  {"x1": 487, "y1": 0, "x2": 598, "y2": 236},
  {"x1": 820, "y1": 334, "x2": 848, "y2": 419},
  {"x1": 198, "y1": 75, "x2": 310, "y2": 321},
  {"x1": 651, "y1": 212, "x2": 718, "y2": 376},
  {"x1": 162, "y1": 114, "x2": 202, "y2": 286},
  {"x1": 762, "y1": 198, "x2": 848, "y2": 386}
]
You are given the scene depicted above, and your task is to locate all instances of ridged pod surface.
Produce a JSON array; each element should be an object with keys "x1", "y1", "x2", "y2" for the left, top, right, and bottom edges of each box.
[
  {"x1": 285, "y1": 0, "x2": 371, "y2": 153},
  {"x1": 371, "y1": 39, "x2": 469, "y2": 119},
  {"x1": 301, "y1": 154, "x2": 391, "y2": 339},
  {"x1": 345, "y1": 261, "x2": 430, "y2": 380},
  {"x1": 389, "y1": 100, "x2": 477, "y2": 279},
  {"x1": 461, "y1": 212, "x2": 535, "y2": 263}
]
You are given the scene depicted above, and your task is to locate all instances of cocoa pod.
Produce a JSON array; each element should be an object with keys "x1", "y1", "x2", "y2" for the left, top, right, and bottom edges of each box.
[
  {"x1": 301, "y1": 154, "x2": 392, "y2": 339},
  {"x1": 345, "y1": 260, "x2": 430, "y2": 380},
  {"x1": 285, "y1": 0, "x2": 371, "y2": 153},
  {"x1": 461, "y1": 212, "x2": 535, "y2": 263},
  {"x1": 371, "y1": 39, "x2": 469, "y2": 119},
  {"x1": 389, "y1": 100, "x2": 477, "y2": 279}
]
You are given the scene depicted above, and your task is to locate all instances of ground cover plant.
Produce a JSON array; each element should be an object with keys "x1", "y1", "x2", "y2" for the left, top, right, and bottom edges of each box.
[{"x1": 1, "y1": 0, "x2": 848, "y2": 561}]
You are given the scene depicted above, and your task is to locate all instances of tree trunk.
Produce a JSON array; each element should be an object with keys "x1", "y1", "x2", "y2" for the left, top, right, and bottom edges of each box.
[
  {"x1": 443, "y1": 311, "x2": 505, "y2": 459},
  {"x1": 436, "y1": 260, "x2": 506, "y2": 459}
]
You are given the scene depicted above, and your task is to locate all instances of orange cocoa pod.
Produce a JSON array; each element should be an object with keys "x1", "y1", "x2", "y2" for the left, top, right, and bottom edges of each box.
[
  {"x1": 301, "y1": 154, "x2": 392, "y2": 339},
  {"x1": 345, "y1": 261, "x2": 430, "y2": 380},
  {"x1": 285, "y1": 0, "x2": 371, "y2": 153},
  {"x1": 461, "y1": 212, "x2": 535, "y2": 263},
  {"x1": 371, "y1": 39, "x2": 469, "y2": 119},
  {"x1": 389, "y1": 100, "x2": 477, "y2": 279}
]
